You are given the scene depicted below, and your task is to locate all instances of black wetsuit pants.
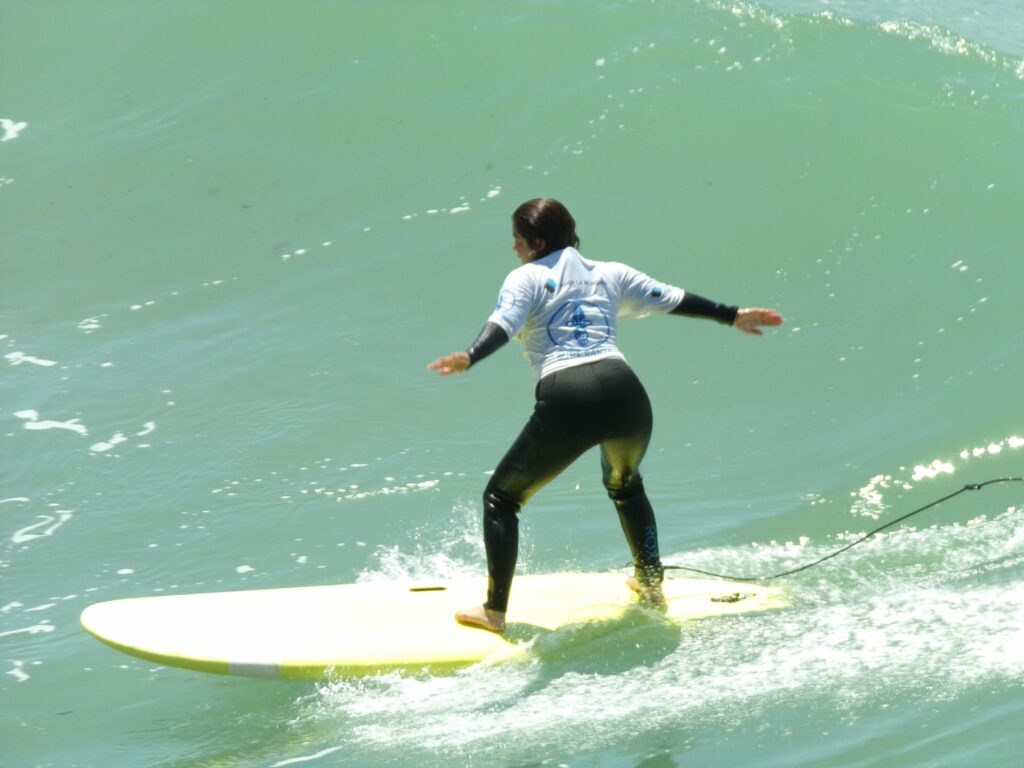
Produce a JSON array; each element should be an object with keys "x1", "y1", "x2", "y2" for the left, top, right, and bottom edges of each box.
[{"x1": 482, "y1": 357, "x2": 663, "y2": 613}]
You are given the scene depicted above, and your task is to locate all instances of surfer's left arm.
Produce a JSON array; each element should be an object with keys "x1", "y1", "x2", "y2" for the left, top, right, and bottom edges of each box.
[
  {"x1": 427, "y1": 322, "x2": 510, "y2": 376},
  {"x1": 732, "y1": 307, "x2": 783, "y2": 336},
  {"x1": 670, "y1": 293, "x2": 782, "y2": 336}
]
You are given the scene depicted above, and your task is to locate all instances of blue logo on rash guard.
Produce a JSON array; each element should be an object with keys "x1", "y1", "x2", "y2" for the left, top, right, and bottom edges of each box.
[
  {"x1": 495, "y1": 290, "x2": 515, "y2": 312},
  {"x1": 567, "y1": 306, "x2": 592, "y2": 344},
  {"x1": 544, "y1": 278, "x2": 557, "y2": 293},
  {"x1": 547, "y1": 301, "x2": 611, "y2": 350},
  {"x1": 651, "y1": 285, "x2": 664, "y2": 298}
]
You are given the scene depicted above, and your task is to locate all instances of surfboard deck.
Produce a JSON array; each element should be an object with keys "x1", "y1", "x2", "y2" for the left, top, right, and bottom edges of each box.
[{"x1": 80, "y1": 572, "x2": 785, "y2": 679}]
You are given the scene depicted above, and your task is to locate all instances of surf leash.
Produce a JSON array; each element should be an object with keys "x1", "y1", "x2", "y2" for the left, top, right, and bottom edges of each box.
[{"x1": 660, "y1": 476, "x2": 1023, "y2": 583}]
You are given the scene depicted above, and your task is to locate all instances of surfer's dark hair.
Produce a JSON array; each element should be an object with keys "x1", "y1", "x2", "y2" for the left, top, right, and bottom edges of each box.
[{"x1": 512, "y1": 198, "x2": 580, "y2": 260}]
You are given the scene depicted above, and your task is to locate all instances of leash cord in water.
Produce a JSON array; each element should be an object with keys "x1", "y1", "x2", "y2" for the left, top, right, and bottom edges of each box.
[{"x1": 661, "y1": 477, "x2": 1023, "y2": 583}]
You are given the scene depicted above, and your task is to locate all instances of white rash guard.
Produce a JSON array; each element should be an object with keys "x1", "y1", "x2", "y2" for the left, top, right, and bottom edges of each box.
[{"x1": 486, "y1": 247, "x2": 686, "y2": 381}]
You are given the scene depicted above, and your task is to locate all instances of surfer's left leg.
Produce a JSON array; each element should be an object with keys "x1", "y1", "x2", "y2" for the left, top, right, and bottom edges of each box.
[{"x1": 625, "y1": 573, "x2": 666, "y2": 607}]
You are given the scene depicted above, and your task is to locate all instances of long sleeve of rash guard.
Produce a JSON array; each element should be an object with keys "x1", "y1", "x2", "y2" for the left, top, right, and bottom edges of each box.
[
  {"x1": 670, "y1": 292, "x2": 739, "y2": 325},
  {"x1": 466, "y1": 322, "x2": 510, "y2": 366},
  {"x1": 467, "y1": 293, "x2": 734, "y2": 368}
]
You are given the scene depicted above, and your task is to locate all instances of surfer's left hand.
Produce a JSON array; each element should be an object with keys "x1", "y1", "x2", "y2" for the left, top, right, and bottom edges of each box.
[{"x1": 734, "y1": 308, "x2": 783, "y2": 336}]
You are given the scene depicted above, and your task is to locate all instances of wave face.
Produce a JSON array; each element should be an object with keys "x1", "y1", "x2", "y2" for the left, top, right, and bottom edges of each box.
[{"x1": 2, "y1": 2, "x2": 1022, "y2": 767}]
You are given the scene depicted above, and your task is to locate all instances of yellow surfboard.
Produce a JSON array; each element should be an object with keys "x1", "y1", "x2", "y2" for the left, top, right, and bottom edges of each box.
[{"x1": 80, "y1": 573, "x2": 785, "y2": 679}]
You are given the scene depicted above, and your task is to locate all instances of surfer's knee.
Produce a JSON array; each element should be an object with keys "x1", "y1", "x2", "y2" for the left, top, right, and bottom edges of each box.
[
  {"x1": 483, "y1": 486, "x2": 521, "y2": 522},
  {"x1": 603, "y1": 470, "x2": 645, "y2": 503}
]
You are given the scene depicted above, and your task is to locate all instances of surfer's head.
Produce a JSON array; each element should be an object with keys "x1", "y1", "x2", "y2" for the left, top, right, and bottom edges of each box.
[{"x1": 512, "y1": 198, "x2": 580, "y2": 263}]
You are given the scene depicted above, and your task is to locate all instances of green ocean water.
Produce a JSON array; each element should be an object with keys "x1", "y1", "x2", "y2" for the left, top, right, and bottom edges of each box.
[{"x1": 2, "y1": 1, "x2": 1023, "y2": 766}]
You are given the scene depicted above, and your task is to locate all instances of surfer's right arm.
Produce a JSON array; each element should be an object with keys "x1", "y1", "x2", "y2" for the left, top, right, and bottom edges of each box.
[
  {"x1": 428, "y1": 266, "x2": 528, "y2": 377},
  {"x1": 427, "y1": 322, "x2": 510, "y2": 376},
  {"x1": 466, "y1": 321, "x2": 509, "y2": 365}
]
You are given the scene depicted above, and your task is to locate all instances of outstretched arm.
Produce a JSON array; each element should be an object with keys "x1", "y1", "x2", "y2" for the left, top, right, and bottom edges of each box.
[
  {"x1": 670, "y1": 292, "x2": 782, "y2": 335},
  {"x1": 428, "y1": 322, "x2": 510, "y2": 376},
  {"x1": 670, "y1": 292, "x2": 739, "y2": 324}
]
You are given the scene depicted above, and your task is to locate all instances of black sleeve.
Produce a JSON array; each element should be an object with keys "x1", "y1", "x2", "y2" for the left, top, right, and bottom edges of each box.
[
  {"x1": 466, "y1": 322, "x2": 510, "y2": 366},
  {"x1": 669, "y1": 292, "x2": 739, "y2": 326}
]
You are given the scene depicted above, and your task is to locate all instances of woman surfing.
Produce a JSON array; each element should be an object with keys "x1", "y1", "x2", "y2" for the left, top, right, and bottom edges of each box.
[{"x1": 429, "y1": 198, "x2": 782, "y2": 633}]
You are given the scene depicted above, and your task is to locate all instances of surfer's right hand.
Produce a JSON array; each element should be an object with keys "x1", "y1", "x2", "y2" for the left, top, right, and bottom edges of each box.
[{"x1": 428, "y1": 352, "x2": 471, "y2": 376}]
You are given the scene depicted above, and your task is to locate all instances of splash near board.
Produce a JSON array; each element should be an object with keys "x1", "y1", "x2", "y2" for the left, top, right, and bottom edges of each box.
[{"x1": 80, "y1": 573, "x2": 786, "y2": 679}]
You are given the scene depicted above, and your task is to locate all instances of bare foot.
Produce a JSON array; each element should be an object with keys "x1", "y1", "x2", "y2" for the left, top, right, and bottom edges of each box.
[
  {"x1": 455, "y1": 604, "x2": 506, "y2": 633},
  {"x1": 626, "y1": 576, "x2": 666, "y2": 607}
]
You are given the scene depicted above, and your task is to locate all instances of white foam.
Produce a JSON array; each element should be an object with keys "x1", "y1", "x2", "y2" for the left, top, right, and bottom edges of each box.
[
  {"x1": 24, "y1": 603, "x2": 55, "y2": 613},
  {"x1": 11, "y1": 510, "x2": 73, "y2": 544},
  {"x1": 912, "y1": 459, "x2": 956, "y2": 481},
  {"x1": 90, "y1": 432, "x2": 128, "y2": 453},
  {"x1": 959, "y1": 434, "x2": 1024, "y2": 460},
  {"x1": 851, "y1": 474, "x2": 890, "y2": 519},
  {"x1": 288, "y1": 475, "x2": 441, "y2": 504},
  {"x1": 308, "y1": 560, "x2": 1024, "y2": 755},
  {"x1": 292, "y1": 478, "x2": 1024, "y2": 759},
  {"x1": 356, "y1": 501, "x2": 485, "y2": 585},
  {"x1": 0, "y1": 118, "x2": 28, "y2": 142},
  {"x1": 76, "y1": 315, "x2": 104, "y2": 333},
  {"x1": 6, "y1": 661, "x2": 30, "y2": 683},
  {"x1": 14, "y1": 410, "x2": 88, "y2": 435},
  {"x1": 0, "y1": 623, "x2": 55, "y2": 639},
  {"x1": 86, "y1": 422, "x2": 157, "y2": 453},
  {"x1": 6, "y1": 352, "x2": 57, "y2": 367},
  {"x1": 271, "y1": 746, "x2": 346, "y2": 767},
  {"x1": 848, "y1": 435, "x2": 1024, "y2": 518}
]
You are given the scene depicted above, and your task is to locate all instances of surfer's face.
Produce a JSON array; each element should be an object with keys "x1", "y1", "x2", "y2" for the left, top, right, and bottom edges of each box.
[{"x1": 512, "y1": 227, "x2": 542, "y2": 264}]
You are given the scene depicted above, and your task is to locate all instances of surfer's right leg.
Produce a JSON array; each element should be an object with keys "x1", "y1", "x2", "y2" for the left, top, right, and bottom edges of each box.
[
  {"x1": 454, "y1": 604, "x2": 507, "y2": 633},
  {"x1": 457, "y1": 378, "x2": 593, "y2": 631},
  {"x1": 595, "y1": 361, "x2": 665, "y2": 605},
  {"x1": 480, "y1": 486, "x2": 521, "y2": 616}
]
